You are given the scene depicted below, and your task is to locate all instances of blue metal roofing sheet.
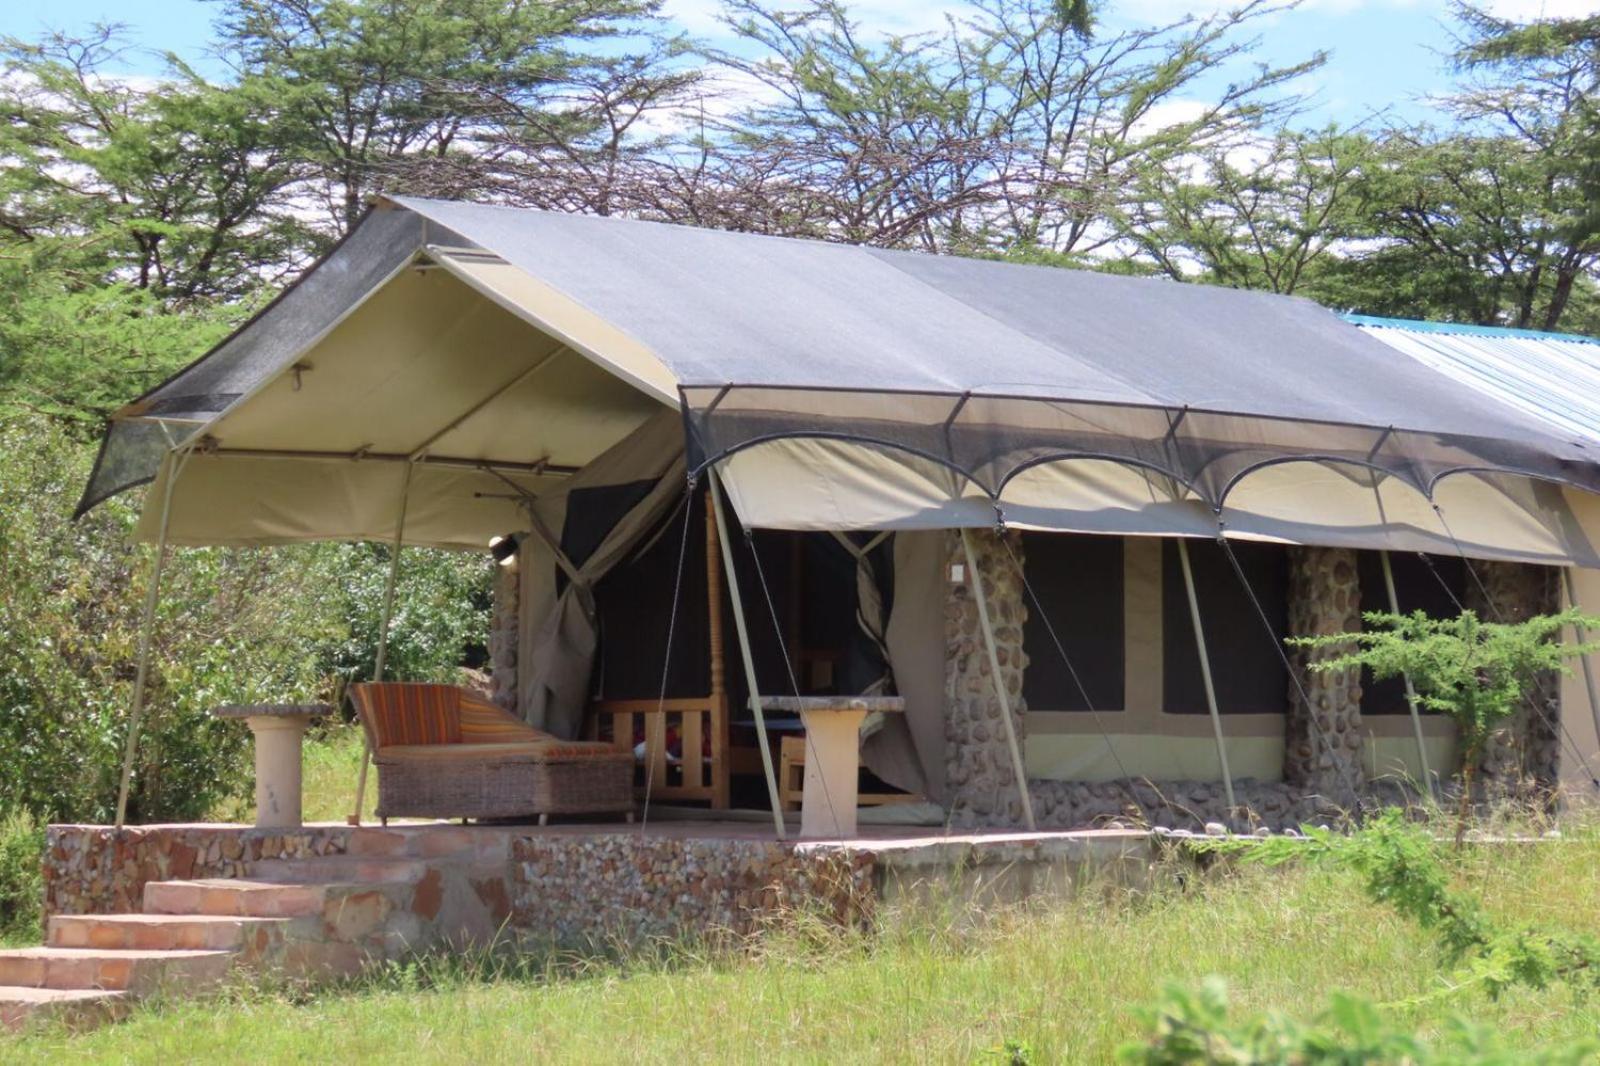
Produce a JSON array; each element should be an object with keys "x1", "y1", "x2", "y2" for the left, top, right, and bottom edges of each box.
[{"x1": 1348, "y1": 314, "x2": 1600, "y2": 445}]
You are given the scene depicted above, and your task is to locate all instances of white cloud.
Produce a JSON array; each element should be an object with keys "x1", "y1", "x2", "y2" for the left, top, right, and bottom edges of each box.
[
  {"x1": 662, "y1": 0, "x2": 973, "y2": 43},
  {"x1": 1478, "y1": 0, "x2": 1600, "y2": 17}
]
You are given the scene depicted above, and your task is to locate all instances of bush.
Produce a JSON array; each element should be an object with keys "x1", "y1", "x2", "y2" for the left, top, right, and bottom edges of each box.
[
  {"x1": 1121, "y1": 978, "x2": 1596, "y2": 1064},
  {"x1": 0, "y1": 414, "x2": 490, "y2": 825},
  {"x1": 0, "y1": 810, "x2": 44, "y2": 942}
]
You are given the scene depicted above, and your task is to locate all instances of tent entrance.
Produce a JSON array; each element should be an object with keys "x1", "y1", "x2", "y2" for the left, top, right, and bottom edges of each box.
[{"x1": 580, "y1": 485, "x2": 899, "y2": 812}]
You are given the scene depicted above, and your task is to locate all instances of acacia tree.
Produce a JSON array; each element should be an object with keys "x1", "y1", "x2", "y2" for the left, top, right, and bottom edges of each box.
[
  {"x1": 212, "y1": 0, "x2": 683, "y2": 231},
  {"x1": 676, "y1": 0, "x2": 1321, "y2": 253},
  {"x1": 1291, "y1": 609, "x2": 1600, "y2": 840},
  {"x1": 0, "y1": 29, "x2": 308, "y2": 302},
  {"x1": 1120, "y1": 127, "x2": 1373, "y2": 292}
]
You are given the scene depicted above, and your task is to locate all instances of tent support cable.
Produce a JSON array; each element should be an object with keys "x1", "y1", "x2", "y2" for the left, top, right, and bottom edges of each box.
[
  {"x1": 114, "y1": 442, "x2": 195, "y2": 830},
  {"x1": 350, "y1": 462, "x2": 414, "y2": 826},
  {"x1": 960, "y1": 529, "x2": 1038, "y2": 831},
  {"x1": 1175, "y1": 538, "x2": 1237, "y2": 813},
  {"x1": 1426, "y1": 502, "x2": 1600, "y2": 791},
  {"x1": 708, "y1": 472, "x2": 788, "y2": 839},
  {"x1": 744, "y1": 525, "x2": 842, "y2": 835},
  {"x1": 995, "y1": 534, "x2": 1142, "y2": 817},
  {"x1": 639, "y1": 485, "x2": 697, "y2": 834},
  {"x1": 1560, "y1": 569, "x2": 1600, "y2": 757},
  {"x1": 1380, "y1": 550, "x2": 1436, "y2": 796}
]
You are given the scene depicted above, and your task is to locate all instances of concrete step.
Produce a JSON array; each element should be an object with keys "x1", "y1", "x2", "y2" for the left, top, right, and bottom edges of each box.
[
  {"x1": 143, "y1": 878, "x2": 340, "y2": 918},
  {"x1": 49, "y1": 913, "x2": 291, "y2": 952},
  {"x1": 248, "y1": 856, "x2": 430, "y2": 884},
  {"x1": 0, "y1": 985, "x2": 127, "y2": 1033},
  {"x1": 0, "y1": 947, "x2": 234, "y2": 994}
]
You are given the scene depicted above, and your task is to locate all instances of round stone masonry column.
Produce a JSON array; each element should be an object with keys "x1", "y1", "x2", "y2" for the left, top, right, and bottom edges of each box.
[
  {"x1": 942, "y1": 529, "x2": 1030, "y2": 827},
  {"x1": 1284, "y1": 545, "x2": 1365, "y2": 806},
  {"x1": 1467, "y1": 560, "x2": 1560, "y2": 795}
]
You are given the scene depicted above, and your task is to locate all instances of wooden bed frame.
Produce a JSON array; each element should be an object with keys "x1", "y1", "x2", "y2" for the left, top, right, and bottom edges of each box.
[{"x1": 588, "y1": 489, "x2": 732, "y2": 808}]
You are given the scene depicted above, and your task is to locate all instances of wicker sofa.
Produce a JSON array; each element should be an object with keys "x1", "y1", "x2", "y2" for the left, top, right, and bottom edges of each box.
[{"x1": 350, "y1": 682, "x2": 633, "y2": 824}]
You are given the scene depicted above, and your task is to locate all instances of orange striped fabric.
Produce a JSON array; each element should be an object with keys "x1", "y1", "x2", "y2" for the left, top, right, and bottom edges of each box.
[
  {"x1": 350, "y1": 683, "x2": 463, "y2": 748},
  {"x1": 458, "y1": 695, "x2": 547, "y2": 744}
]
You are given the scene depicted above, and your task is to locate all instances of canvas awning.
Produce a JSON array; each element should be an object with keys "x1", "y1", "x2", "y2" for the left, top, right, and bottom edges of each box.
[{"x1": 80, "y1": 197, "x2": 1600, "y2": 565}]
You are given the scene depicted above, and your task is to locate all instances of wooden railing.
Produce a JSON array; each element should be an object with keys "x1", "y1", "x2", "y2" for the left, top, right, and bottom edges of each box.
[{"x1": 589, "y1": 487, "x2": 732, "y2": 809}]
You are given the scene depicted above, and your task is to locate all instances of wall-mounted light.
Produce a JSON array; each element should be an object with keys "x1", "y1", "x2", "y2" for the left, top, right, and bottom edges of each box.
[{"x1": 489, "y1": 532, "x2": 523, "y2": 567}]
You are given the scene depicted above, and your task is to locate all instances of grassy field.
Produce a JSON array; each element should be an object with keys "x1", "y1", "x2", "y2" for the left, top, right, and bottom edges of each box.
[
  {"x1": 3, "y1": 820, "x2": 1600, "y2": 1062},
  {"x1": 6, "y1": 732, "x2": 1600, "y2": 1062}
]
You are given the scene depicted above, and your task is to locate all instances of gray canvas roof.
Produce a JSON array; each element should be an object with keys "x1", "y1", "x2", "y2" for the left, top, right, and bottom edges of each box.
[
  {"x1": 395, "y1": 196, "x2": 1573, "y2": 447},
  {"x1": 81, "y1": 197, "x2": 1600, "y2": 527}
]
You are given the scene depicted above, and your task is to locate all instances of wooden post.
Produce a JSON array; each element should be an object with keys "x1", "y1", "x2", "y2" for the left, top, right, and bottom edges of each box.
[
  {"x1": 350, "y1": 463, "x2": 412, "y2": 826},
  {"x1": 1562, "y1": 569, "x2": 1600, "y2": 753},
  {"x1": 709, "y1": 472, "x2": 787, "y2": 838},
  {"x1": 705, "y1": 487, "x2": 731, "y2": 809},
  {"x1": 1380, "y1": 550, "x2": 1434, "y2": 793},
  {"x1": 1177, "y1": 538, "x2": 1237, "y2": 812},
  {"x1": 115, "y1": 446, "x2": 189, "y2": 829}
]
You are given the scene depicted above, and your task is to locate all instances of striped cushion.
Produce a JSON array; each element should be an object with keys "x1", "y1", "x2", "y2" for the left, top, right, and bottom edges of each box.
[
  {"x1": 351, "y1": 683, "x2": 462, "y2": 747},
  {"x1": 458, "y1": 695, "x2": 547, "y2": 744}
]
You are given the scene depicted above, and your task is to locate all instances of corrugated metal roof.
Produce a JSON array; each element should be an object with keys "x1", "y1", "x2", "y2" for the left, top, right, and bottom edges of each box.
[{"x1": 1347, "y1": 313, "x2": 1600, "y2": 445}]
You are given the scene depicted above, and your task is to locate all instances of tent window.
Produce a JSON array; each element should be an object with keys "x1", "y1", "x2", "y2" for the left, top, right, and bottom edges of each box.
[
  {"x1": 1161, "y1": 540, "x2": 1289, "y2": 715},
  {"x1": 1357, "y1": 552, "x2": 1465, "y2": 715},
  {"x1": 1020, "y1": 533, "x2": 1124, "y2": 711}
]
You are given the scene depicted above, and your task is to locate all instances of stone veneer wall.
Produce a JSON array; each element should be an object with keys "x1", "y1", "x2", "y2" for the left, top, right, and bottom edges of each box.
[
  {"x1": 1467, "y1": 561, "x2": 1561, "y2": 796},
  {"x1": 1284, "y1": 545, "x2": 1366, "y2": 805},
  {"x1": 942, "y1": 535, "x2": 1373, "y2": 831},
  {"x1": 41, "y1": 823, "x2": 1155, "y2": 946},
  {"x1": 45, "y1": 825, "x2": 356, "y2": 916},
  {"x1": 942, "y1": 530, "x2": 1031, "y2": 828},
  {"x1": 488, "y1": 559, "x2": 520, "y2": 711}
]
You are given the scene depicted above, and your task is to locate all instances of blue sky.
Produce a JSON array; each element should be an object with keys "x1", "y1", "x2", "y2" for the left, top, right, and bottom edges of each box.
[{"x1": 4, "y1": 0, "x2": 1598, "y2": 128}]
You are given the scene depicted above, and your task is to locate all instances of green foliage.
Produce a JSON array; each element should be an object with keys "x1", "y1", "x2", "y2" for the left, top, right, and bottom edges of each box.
[
  {"x1": 1229, "y1": 811, "x2": 1600, "y2": 1000},
  {"x1": 0, "y1": 414, "x2": 489, "y2": 825},
  {"x1": 315, "y1": 542, "x2": 492, "y2": 692},
  {"x1": 1120, "y1": 976, "x2": 1596, "y2": 1064},
  {"x1": 1289, "y1": 609, "x2": 1600, "y2": 791},
  {"x1": 0, "y1": 809, "x2": 44, "y2": 943}
]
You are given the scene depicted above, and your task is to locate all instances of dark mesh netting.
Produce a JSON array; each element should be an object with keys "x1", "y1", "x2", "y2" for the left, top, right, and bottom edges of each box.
[
  {"x1": 681, "y1": 385, "x2": 1600, "y2": 511},
  {"x1": 75, "y1": 209, "x2": 427, "y2": 516}
]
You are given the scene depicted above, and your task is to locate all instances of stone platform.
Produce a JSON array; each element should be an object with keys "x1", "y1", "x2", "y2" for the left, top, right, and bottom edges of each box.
[{"x1": 8, "y1": 819, "x2": 1153, "y2": 1032}]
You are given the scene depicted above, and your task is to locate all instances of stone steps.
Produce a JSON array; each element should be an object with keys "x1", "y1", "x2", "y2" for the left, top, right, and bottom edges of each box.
[
  {"x1": 0, "y1": 946, "x2": 235, "y2": 994},
  {"x1": 9, "y1": 847, "x2": 492, "y2": 1033},
  {"x1": 249, "y1": 856, "x2": 431, "y2": 884},
  {"x1": 144, "y1": 878, "x2": 354, "y2": 918},
  {"x1": 0, "y1": 986, "x2": 128, "y2": 1032},
  {"x1": 48, "y1": 913, "x2": 291, "y2": 953}
]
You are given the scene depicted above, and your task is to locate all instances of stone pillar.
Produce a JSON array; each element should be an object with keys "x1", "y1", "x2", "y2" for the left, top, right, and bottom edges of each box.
[
  {"x1": 1284, "y1": 545, "x2": 1365, "y2": 804},
  {"x1": 489, "y1": 559, "x2": 520, "y2": 712},
  {"x1": 943, "y1": 530, "x2": 1030, "y2": 827},
  {"x1": 1466, "y1": 561, "x2": 1560, "y2": 795}
]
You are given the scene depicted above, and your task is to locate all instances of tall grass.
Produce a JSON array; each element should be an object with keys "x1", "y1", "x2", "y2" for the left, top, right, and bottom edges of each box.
[{"x1": 6, "y1": 827, "x2": 1600, "y2": 1063}]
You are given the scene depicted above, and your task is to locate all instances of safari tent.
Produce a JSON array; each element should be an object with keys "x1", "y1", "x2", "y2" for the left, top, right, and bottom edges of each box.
[{"x1": 80, "y1": 197, "x2": 1600, "y2": 832}]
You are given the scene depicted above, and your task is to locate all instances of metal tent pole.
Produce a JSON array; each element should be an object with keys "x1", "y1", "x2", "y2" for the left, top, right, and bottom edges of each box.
[
  {"x1": 349, "y1": 463, "x2": 414, "y2": 826},
  {"x1": 1562, "y1": 569, "x2": 1600, "y2": 750},
  {"x1": 1380, "y1": 551, "x2": 1434, "y2": 794},
  {"x1": 114, "y1": 447, "x2": 190, "y2": 829},
  {"x1": 1176, "y1": 538, "x2": 1236, "y2": 812},
  {"x1": 708, "y1": 472, "x2": 787, "y2": 839},
  {"x1": 960, "y1": 529, "x2": 1038, "y2": 832}
]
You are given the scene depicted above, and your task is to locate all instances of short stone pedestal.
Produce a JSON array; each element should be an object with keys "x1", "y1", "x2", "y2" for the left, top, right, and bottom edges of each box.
[
  {"x1": 214, "y1": 704, "x2": 331, "y2": 829},
  {"x1": 762, "y1": 696, "x2": 905, "y2": 839}
]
